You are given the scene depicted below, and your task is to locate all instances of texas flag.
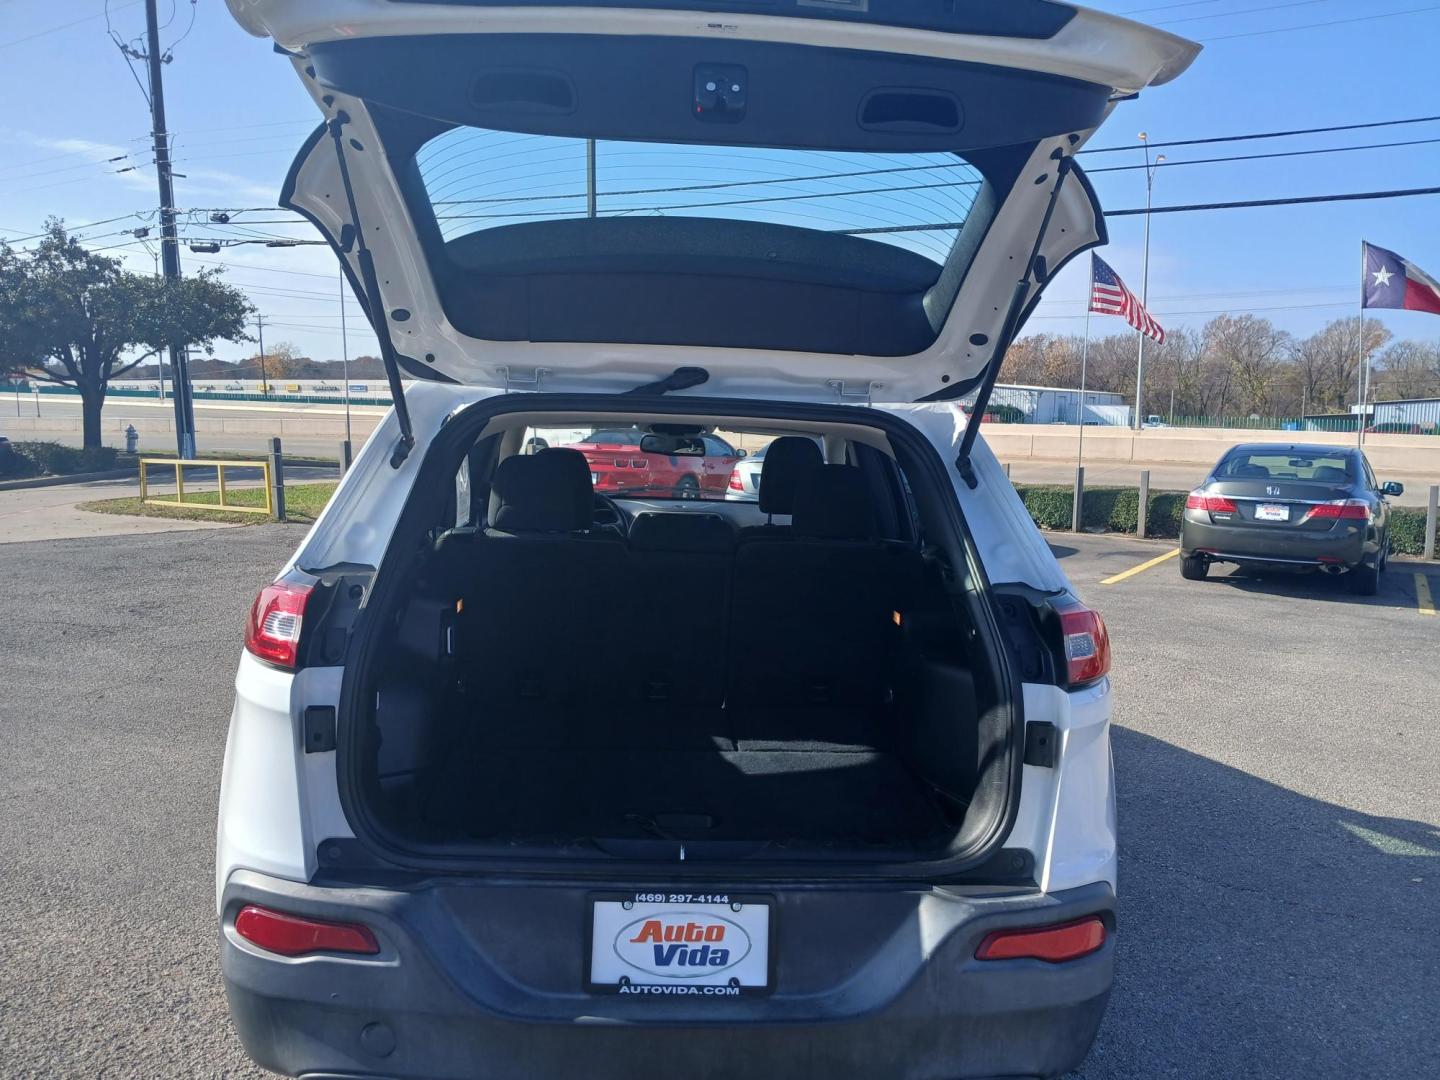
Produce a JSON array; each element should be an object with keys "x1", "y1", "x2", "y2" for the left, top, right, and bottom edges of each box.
[{"x1": 1363, "y1": 243, "x2": 1440, "y2": 315}]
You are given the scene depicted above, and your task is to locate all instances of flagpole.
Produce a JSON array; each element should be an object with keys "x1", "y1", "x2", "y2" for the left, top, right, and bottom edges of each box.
[
  {"x1": 1357, "y1": 241, "x2": 1366, "y2": 448},
  {"x1": 1078, "y1": 276, "x2": 1092, "y2": 467}
]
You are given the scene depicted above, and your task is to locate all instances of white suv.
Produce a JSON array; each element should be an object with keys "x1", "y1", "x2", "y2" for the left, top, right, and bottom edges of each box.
[{"x1": 217, "y1": 3, "x2": 1197, "y2": 1077}]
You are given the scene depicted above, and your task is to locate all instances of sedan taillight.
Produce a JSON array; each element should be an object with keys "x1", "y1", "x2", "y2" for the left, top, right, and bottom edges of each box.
[
  {"x1": 729, "y1": 471, "x2": 745, "y2": 491},
  {"x1": 1185, "y1": 491, "x2": 1238, "y2": 513},
  {"x1": 245, "y1": 576, "x2": 314, "y2": 669},
  {"x1": 1301, "y1": 499, "x2": 1370, "y2": 522}
]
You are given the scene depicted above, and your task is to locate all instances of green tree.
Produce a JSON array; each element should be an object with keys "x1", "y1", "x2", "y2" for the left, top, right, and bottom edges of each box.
[{"x1": 0, "y1": 220, "x2": 254, "y2": 448}]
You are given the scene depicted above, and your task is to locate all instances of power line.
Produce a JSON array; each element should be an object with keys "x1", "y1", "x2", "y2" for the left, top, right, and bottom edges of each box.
[
  {"x1": 1200, "y1": 3, "x2": 1440, "y2": 41},
  {"x1": 1087, "y1": 136, "x2": 1440, "y2": 175},
  {"x1": 1119, "y1": 0, "x2": 1223, "y2": 13},
  {"x1": 1105, "y1": 184, "x2": 1440, "y2": 216},
  {"x1": 1159, "y1": 0, "x2": 1337, "y2": 27},
  {"x1": 1081, "y1": 114, "x2": 1440, "y2": 154},
  {"x1": 0, "y1": 1, "x2": 141, "y2": 49},
  {"x1": 838, "y1": 184, "x2": 1440, "y2": 236}
]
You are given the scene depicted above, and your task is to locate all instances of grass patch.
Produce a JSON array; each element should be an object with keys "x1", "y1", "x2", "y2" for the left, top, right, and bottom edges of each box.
[{"x1": 78, "y1": 481, "x2": 338, "y2": 525}]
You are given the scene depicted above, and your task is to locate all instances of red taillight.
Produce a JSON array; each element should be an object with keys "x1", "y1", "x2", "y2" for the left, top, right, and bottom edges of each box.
[
  {"x1": 1185, "y1": 491, "x2": 1237, "y2": 513},
  {"x1": 1055, "y1": 600, "x2": 1111, "y2": 687},
  {"x1": 245, "y1": 578, "x2": 314, "y2": 669},
  {"x1": 976, "y1": 916, "x2": 1106, "y2": 963},
  {"x1": 729, "y1": 471, "x2": 744, "y2": 491},
  {"x1": 1302, "y1": 499, "x2": 1369, "y2": 522},
  {"x1": 234, "y1": 904, "x2": 379, "y2": 957}
]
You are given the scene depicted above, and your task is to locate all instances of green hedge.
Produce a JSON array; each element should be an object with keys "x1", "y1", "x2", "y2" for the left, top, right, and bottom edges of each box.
[
  {"x1": 1390, "y1": 509, "x2": 1432, "y2": 557},
  {"x1": 1014, "y1": 483, "x2": 1436, "y2": 558},
  {"x1": 0, "y1": 441, "x2": 119, "y2": 479},
  {"x1": 1014, "y1": 485, "x2": 1187, "y2": 539}
]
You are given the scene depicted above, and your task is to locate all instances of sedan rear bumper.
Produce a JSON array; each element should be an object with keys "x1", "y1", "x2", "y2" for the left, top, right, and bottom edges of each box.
[
  {"x1": 1180, "y1": 513, "x2": 1369, "y2": 569},
  {"x1": 221, "y1": 869, "x2": 1114, "y2": 1080}
]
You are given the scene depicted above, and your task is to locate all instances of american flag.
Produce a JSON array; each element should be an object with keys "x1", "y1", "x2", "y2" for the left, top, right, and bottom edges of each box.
[{"x1": 1089, "y1": 254, "x2": 1165, "y2": 344}]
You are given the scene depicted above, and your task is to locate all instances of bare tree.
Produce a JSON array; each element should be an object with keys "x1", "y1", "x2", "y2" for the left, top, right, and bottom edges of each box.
[
  {"x1": 1374, "y1": 340, "x2": 1440, "y2": 401},
  {"x1": 1290, "y1": 317, "x2": 1392, "y2": 415},
  {"x1": 1205, "y1": 315, "x2": 1290, "y2": 415}
]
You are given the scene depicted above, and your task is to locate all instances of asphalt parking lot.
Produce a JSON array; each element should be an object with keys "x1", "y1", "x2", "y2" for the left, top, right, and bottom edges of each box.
[{"x1": 0, "y1": 525, "x2": 1436, "y2": 1078}]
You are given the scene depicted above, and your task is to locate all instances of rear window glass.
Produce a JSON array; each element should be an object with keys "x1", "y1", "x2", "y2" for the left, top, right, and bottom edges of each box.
[
  {"x1": 417, "y1": 127, "x2": 984, "y2": 265},
  {"x1": 524, "y1": 427, "x2": 798, "y2": 503},
  {"x1": 1216, "y1": 452, "x2": 1354, "y2": 482}
]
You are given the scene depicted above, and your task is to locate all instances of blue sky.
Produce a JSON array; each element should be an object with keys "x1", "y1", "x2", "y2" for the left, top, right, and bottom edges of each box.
[{"x1": 4, "y1": 0, "x2": 1440, "y2": 369}]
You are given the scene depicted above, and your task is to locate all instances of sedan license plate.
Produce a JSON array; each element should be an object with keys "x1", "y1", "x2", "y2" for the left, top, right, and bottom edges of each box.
[
  {"x1": 1256, "y1": 503, "x2": 1290, "y2": 522},
  {"x1": 591, "y1": 472, "x2": 601, "y2": 484},
  {"x1": 588, "y1": 892, "x2": 772, "y2": 996}
]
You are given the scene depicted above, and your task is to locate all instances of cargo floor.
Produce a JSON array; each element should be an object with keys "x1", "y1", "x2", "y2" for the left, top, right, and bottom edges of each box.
[{"x1": 423, "y1": 746, "x2": 951, "y2": 847}]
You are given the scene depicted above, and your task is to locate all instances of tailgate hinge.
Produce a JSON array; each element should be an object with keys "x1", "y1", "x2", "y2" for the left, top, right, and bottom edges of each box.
[
  {"x1": 826, "y1": 379, "x2": 879, "y2": 406},
  {"x1": 497, "y1": 365, "x2": 552, "y2": 393},
  {"x1": 1023, "y1": 721, "x2": 1058, "y2": 768}
]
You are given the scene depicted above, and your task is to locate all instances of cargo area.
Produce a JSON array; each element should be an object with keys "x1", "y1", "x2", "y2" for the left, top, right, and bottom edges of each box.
[{"x1": 339, "y1": 404, "x2": 1020, "y2": 866}]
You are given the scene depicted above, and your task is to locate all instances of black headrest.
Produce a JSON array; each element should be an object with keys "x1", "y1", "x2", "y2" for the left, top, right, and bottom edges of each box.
[
  {"x1": 490, "y1": 448, "x2": 593, "y2": 533},
  {"x1": 629, "y1": 512, "x2": 735, "y2": 554},
  {"x1": 758, "y1": 436, "x2": 823, "y2": 515},
  {"x1": 791, "y1": 465, "x2": 877, "y2": 541}
]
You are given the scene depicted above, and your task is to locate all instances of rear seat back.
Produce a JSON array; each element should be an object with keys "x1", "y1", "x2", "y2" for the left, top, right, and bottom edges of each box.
[
  {"x1": 625, "y1": 512, "x2": 736, "y2": 746},
  {"x1": 730, "y1": 465, "x2": 913, "y2": 719},
  {"x1": 737, "y1": 436, "x2": 823, "y2": 541},
  {"x1": 459, "y1": 450, "x2": 626, "y2": 727}
]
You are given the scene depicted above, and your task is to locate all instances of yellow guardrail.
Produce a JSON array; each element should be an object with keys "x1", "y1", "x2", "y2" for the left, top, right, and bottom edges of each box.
[{"x1": 139, "y1": 458, "x2": 274, "y2": 517}]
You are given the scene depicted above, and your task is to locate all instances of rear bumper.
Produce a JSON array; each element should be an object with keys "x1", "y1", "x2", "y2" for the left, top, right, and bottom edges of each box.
[
  {"x1": 221, "y1": 869, "x2": 1114, "y2": 1080},
  {"x1": 1180, "y1": 513, "x2": 1369, "y2": 568}
]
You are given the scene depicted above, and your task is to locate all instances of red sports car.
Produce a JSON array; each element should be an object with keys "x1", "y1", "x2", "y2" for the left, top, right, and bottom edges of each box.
[{"x1": 568, "y1": 427, "x2": 741, "y2": 499}]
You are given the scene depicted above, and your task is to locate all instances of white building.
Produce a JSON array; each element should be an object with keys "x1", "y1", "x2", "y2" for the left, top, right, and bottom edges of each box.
[{"x1": 965, "y1": 383, "x2": 1129, "y2": 426}]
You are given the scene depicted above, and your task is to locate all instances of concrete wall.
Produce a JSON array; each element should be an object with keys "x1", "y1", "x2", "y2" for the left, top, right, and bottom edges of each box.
[
  {"x1": 3, "y1": 414, "x2": 385, "y2": 439},
  {"x1": 984, "y1": 424, "x2": 1440, "y2": 477}
]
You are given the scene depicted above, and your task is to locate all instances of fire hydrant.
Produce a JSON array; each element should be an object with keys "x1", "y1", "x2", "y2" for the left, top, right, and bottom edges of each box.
[{"x1": 124, "y1": 425, "x2": 139, "y2": 453}]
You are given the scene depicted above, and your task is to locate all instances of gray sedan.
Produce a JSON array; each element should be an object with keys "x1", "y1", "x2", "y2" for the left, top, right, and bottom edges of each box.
[{"x1": 1179, "y1": 443, "x2": 1402, "y2": 595}]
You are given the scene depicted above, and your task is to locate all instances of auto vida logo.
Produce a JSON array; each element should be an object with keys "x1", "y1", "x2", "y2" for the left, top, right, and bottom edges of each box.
[{"x1": 613, "y1": 912, "x2": 752, "y2": 978}]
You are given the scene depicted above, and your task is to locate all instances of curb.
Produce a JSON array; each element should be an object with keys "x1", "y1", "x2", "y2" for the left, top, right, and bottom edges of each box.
[{"x1": 0, "y1": 468, "x2": 139, "y2": 492}]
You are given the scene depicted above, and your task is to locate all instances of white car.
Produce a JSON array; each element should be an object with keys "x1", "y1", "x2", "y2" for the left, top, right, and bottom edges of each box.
[{"x1": 218, "y1": 3, "x2": 1196, "y2": 1078}]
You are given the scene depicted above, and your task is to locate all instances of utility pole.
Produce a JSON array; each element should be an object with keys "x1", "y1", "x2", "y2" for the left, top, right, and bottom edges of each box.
[
  {"x1": 143, "y1": 0, "x2": 196, "y2": 458},
  {"x1": 1133, "y1": 133, "x2": 1165, "y2": 431},
  {"x1": 255, "y1": 313, "x2": 270, "y2": 396}
]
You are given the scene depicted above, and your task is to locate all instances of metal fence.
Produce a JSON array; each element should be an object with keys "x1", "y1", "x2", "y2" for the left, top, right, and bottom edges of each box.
[{"x1": 139, "y1": 458, "x2": 274, "y2": 516}]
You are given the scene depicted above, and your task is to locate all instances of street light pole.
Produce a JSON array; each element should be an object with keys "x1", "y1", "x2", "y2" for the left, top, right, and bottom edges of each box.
[
  {"x1": 1134, "y1": 134, "x2": 1165, "y2": 430},
  {"x1": 256, "y1": 313, "x2": 270, "y2": 396}
]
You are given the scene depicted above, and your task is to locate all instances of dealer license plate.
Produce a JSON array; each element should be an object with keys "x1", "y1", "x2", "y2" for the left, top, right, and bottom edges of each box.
[
  {"x1": 1255, "y1": 503, "x2": 1290, "y2": 522},
  {"x1": 588, "y1": 892, "x2": 772, "y2": 995}
]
